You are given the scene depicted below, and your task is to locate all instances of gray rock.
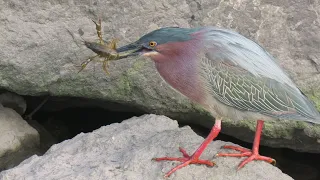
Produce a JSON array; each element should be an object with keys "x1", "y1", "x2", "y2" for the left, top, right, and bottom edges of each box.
[
  {"x1": 0, "y1": 105, "x2": 40, "y2": 170},
  {"x1": 0, "y1": 114, "x2": 293, "y2": 180},
  {"x1": 0, "y1": 0, "x2": 319, "y2": 152},
  {"x1": 0, "y1": 92, "x2": 26, "y2": 115}
]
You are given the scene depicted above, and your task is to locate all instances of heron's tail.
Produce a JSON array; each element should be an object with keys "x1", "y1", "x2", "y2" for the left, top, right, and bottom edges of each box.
[{"x1": 310, "y1": 117, "x2": 320, "y2": 124}]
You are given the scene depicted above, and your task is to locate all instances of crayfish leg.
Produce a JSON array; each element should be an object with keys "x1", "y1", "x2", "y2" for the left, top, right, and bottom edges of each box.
[
  {"x1": 92, "y1": 18, "x2": 103, "y2": 45},
  {"x1": 102, "y1": 58, "x2": 110, "y2": 75},
  {"x1": 107, "y1": 38, "x2": 119, "y2": 50},
  {"x1": 78, "y1": 55, "x2": 98, "y2": 73}
]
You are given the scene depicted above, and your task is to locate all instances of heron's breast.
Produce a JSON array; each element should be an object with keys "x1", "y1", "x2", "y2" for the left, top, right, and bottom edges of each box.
[{"x1": 154, "y1": 58, "x2": 209, "y2": 107}]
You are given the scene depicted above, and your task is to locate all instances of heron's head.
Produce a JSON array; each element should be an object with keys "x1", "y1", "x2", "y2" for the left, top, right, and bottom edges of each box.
[{"x1": 116, "y1": 27, "x2": 205, "y2": 62}]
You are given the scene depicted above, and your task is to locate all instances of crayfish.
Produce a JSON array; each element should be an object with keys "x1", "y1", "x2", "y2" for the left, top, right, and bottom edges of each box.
[{"x1": 78, "y1": 19, "x2": 121, "y2": 75}]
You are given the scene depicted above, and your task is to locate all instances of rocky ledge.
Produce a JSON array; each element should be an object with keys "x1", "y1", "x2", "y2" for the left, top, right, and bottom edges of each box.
[{"x1": 0, "y1": 114, "x2": 293, "y2": 180}]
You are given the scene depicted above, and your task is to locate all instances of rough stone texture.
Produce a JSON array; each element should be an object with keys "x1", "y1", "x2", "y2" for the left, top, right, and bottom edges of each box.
[
  {"x1": 0, "y1": 114, "x2": 293, "y2": 180},
  {"x1": 0, "y1": 104, "x2": 40, "y2": 170},
  {"x1": 0, "y1": 91, "x2": 26, "y2": 115},
  {"x1": 0, "y1": 0, "x2": 319, "y2": 152}
]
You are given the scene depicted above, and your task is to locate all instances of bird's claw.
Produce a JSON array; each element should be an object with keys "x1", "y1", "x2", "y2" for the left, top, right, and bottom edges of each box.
[
  {"x1": 216, "y1": 145, "x2": 276, "y2": 169},
  {"x1": 153, "y1": 147, "x2": 216, "y2": 178}
]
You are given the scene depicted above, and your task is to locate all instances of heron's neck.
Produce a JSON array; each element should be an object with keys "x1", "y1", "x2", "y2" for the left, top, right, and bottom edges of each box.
[
  {"x1": 154, "y1": 55, "x2": 207, "y2": 105},
  {"x1": 151, "y1": 31, "x2": 209, "y2": 105}
]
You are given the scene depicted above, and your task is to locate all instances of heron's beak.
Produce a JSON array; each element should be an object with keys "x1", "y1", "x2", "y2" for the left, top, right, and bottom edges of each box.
[
  {"x1": 116, "y1": 42, "x2": 159, "y2": 59},
  {"x1": 116, "y1": 42, "x2": 143, "y2": 59}
]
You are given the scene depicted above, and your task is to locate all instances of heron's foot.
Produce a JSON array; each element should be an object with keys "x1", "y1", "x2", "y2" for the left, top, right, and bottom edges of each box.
[
  {"x1": 216, "y1": 145, "x2": 276, "y2": 169},
  {"x1": 152, "y1": 147, "x2": 215, "y2": 178},
  {"x1": 153, "y1": 119, "x2": 221, "y2": 178}
]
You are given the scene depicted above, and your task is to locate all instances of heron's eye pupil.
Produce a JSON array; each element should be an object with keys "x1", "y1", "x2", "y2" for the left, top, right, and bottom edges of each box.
[{"x1": 149, "y1": 41, "x2": 157, "y2": 47}]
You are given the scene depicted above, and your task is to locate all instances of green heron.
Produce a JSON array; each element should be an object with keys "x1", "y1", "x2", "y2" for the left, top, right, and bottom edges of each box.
[{"x1": 115, "y1": 27, "x2": 320, "y2": 177}]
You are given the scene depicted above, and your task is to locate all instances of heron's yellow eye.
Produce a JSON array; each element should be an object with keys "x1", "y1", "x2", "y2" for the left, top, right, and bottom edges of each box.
[{"x1": 149, "y1": 41, "x2": 157, "y2": 47}]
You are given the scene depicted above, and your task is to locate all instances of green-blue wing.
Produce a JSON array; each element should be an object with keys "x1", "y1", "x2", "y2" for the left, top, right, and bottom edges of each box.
[{"x1": 199, "y1": 27, "x2": 320, "y2": 122}]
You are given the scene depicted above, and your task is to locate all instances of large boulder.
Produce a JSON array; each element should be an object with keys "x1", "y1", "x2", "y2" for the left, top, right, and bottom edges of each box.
[
  {"x1": 0, "y1": 114, "x2": 293, "y2": 180},
  {"x1": 0, "y1": 104, "x2": 39, "y2": 170},
  {"x1": 0, "y1": 0, "x2": 319, "y2": 152}
]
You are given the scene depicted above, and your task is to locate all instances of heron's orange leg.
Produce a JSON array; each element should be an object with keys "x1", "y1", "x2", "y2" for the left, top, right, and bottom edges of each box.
[
  {"x1": 216, "y1": 120, "x2": 276, "y2": 169},
  {"x1": 153, "y1": 119, "x2": 221, "y2": 178}
]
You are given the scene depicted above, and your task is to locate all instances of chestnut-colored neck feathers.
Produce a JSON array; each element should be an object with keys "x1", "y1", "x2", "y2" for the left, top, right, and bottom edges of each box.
[{"x1": 151, "y1": 36, "x2": 208, "y2": 105}]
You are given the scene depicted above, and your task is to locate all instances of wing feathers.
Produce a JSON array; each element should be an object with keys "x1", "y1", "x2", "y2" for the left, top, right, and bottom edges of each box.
[{"x1": 197, "y1": 27, "x2": 320, "y2": 122}]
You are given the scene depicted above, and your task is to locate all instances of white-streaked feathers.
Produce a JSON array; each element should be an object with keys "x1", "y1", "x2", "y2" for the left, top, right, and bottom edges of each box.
[
  {"x1": 195, "y1": 27, "x2": 320, "y2": 123},
  {"x1": 202, "y1": 28, "x2": 297, "y2": 90}
]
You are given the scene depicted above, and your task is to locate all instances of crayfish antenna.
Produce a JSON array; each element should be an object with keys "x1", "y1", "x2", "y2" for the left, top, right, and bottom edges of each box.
[
  {"x1": 78, "y1": 35, "x2": 86, "y2": 45},
  {"x1": 65, "y1": 28, "x2": 85, "y2": 48}
]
